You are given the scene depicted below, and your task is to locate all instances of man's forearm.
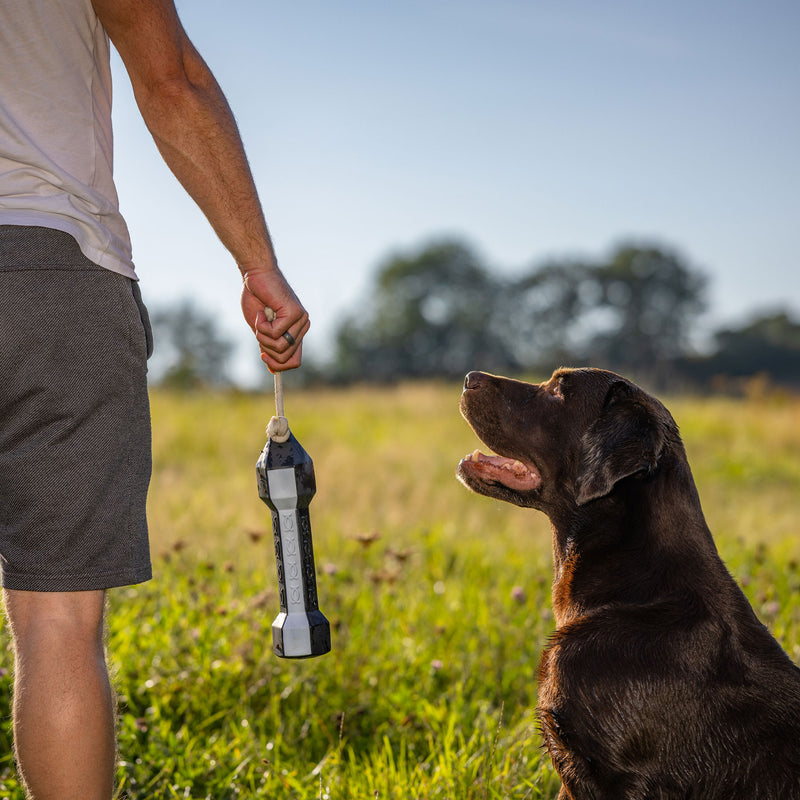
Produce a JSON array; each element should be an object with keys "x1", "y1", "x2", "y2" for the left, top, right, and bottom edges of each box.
[{"x1": 134, "y1": 48, "x2": 276, "y2": 275}]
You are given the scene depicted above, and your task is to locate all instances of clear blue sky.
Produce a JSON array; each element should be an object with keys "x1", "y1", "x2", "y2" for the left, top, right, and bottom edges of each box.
[{"x1": 110, "y1": 0, "x2": 800, "y2": 384}]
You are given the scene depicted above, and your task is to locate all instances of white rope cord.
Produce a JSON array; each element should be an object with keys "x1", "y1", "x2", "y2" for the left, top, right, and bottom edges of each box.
[{"x1": 264, "y1": 307, "x2": 291, "y2": 442}]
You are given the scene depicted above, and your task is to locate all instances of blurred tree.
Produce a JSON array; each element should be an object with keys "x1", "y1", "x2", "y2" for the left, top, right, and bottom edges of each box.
[
  {"x1": 679, "y1": 309, "x2": 800, "y2": 386},
  {"x1": 149, "y1": 301, "x2": 234, "y2": 389},
  {"x1": 497, "y1": 260, "x2": 589, "y2": 370},
  {"x1": 330, "y1": 238, "x2": 711, "y2": 384},
  {"x1": 500, "y1": 244, "x2": 708, "y2": 378},
  {"x1": 581, "y1": 244, "x2": 708, "y2": 376},
  {"x1": 332, "y1": 240, "x2": 519, "y2": 381}
]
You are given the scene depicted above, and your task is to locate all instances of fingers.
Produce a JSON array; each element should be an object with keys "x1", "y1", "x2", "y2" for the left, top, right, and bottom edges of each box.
[
  {"x1": 261, "y1": 343, "x2": 302, "y2": 372},
  {"x1": 256, "y1": 311, "x2": 310, "y2": 371},
  {"x1": 240, "y1": 269, "x2": 309, "y2": 371}
]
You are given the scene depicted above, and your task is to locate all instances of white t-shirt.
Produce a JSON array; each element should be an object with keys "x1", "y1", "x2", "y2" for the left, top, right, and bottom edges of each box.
[{"x1": 0, "y1": 0, "x2": 135, "y2": 278}]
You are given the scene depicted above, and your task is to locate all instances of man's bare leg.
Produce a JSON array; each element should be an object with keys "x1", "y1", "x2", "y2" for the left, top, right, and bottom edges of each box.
[{"x1": 3, "y1": 589, "x2": 115, "y2": 800}]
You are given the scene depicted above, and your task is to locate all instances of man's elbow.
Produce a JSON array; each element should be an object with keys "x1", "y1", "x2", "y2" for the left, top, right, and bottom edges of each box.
[{"x1": 132, "y1": 51, "x2": 219, "y2": 119}]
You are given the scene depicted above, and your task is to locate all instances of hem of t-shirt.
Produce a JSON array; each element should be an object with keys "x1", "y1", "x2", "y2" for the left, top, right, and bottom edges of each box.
[{"x1": 0, "y1": 213, "x2": 138, "y2": 280}]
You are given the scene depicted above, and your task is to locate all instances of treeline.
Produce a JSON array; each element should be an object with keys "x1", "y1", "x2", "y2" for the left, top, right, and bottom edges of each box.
[{"x1": 149, "y1": 238, "x2": 800, "y2": 391}]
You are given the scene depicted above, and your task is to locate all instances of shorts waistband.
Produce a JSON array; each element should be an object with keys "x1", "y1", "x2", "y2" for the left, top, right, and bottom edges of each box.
[{"x1": 0, "y1": 225, "x2": 105, "y2": 271}]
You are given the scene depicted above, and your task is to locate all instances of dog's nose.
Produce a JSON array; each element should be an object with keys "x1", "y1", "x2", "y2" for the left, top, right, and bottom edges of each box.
[{"x1": 464, "y1": 371, "x2": 486, "y2": 390}]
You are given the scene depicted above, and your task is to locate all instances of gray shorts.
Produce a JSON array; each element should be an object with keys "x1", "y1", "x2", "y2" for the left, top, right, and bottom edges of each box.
[{"x1": 0, "y1": 226, "x2": 153, "y2": 591}]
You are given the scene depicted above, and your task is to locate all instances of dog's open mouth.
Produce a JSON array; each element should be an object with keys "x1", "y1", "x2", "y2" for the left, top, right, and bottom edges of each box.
[{"x1": 458, "y1": 450, "x2": 542, "y2": 493}]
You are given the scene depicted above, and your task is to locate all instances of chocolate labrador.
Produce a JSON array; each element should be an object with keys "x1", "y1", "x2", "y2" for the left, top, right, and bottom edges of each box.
[{"x1": 457, "y1": 368, "x2": 800, "y2": 799}]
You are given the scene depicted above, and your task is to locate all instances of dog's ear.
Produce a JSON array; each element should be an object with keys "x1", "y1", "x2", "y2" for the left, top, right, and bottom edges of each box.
[{"x1": 575, "y1": 381, "x2": 666, "y2": 506}]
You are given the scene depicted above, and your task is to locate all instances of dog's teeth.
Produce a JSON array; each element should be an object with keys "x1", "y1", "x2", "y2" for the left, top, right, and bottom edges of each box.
[
  {"x1": 471, "y1": 449, "x2": 482, "y2": 462},
  {"x1": 512, "y1": 460, "x2": 527, "y2": 475}
]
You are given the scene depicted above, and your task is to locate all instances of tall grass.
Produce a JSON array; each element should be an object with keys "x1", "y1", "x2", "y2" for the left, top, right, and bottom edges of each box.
[{"x1": 0, "y1": 382, "x2": 797, "y2": 798}]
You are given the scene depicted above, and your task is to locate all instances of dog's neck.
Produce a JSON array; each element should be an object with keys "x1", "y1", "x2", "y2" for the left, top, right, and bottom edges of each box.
[{"x1": 548, "y1": 455, "x2": 725, "y2": 625}]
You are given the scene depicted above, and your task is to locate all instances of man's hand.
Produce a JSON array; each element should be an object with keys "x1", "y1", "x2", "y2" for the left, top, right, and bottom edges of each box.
[{"x1": 241, "y1": 268, "x2": 309, "y2": 371}]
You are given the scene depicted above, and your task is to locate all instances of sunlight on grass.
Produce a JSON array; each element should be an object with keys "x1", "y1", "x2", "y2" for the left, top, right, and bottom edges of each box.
[{"x1": 0, "y1": 382, "x2": 797, "y2": 798}]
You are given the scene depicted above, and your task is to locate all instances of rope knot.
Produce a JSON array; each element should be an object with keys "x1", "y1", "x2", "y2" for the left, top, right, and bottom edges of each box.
[{"x1": 266, "y1": 415, "x2": 290, "y2": 443}]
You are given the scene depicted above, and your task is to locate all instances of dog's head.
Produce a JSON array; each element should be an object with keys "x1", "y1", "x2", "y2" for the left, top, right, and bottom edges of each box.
[{"x1": 457, "y1": 368, "x2": 680, "y2": 514}]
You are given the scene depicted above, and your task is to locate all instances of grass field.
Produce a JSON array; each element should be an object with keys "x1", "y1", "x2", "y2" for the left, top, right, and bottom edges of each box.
[{"x1": 0, "y1": 380, "x2": 798, "y2": 798}]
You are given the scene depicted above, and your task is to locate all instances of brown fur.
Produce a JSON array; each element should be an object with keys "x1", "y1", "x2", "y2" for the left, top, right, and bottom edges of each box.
[{"x1": 457, "y1": 368, "x2": 800, "y2": 800}]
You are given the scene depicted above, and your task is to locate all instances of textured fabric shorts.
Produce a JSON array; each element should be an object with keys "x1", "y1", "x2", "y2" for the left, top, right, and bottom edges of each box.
[{"x1": 0, "y1": 225, "x2": 153, "y2": 591}]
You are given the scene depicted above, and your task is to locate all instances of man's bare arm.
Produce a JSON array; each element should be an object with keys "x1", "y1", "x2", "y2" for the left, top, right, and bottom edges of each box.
[{"x1": 92, "y1": 0, "x2": 308, "y2": 369}]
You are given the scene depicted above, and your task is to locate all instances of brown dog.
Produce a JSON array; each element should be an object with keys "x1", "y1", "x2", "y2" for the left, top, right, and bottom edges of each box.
[{"x1": 457, "y1": 368, "x2": 800, "y2": 800}]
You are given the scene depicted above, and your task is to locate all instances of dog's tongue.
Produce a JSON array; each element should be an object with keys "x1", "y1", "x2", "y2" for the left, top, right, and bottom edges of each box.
[{"x1": 461, "y1": 450, "x2": 541, "y2": 491}]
